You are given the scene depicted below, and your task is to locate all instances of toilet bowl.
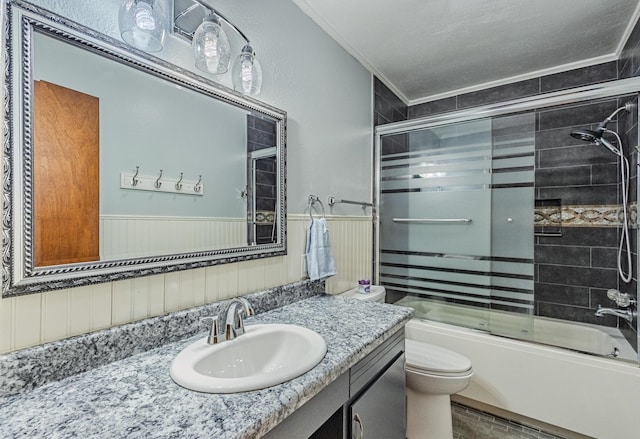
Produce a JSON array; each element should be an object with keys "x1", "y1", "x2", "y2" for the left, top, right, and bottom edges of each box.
[{"x1": 405, "y1": 339, "x2": 473, "y2": 439}]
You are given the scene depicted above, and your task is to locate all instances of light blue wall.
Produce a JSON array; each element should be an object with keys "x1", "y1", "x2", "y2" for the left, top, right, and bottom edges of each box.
[
  {"x1": 34, "y1": 32, "x2": 247, "y2": 217},
  {"x1": 26, "y1": 0, "x2": 374, "y2": 216}
]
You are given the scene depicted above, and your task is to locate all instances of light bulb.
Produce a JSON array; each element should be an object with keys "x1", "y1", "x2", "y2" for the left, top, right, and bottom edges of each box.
[
  {"x1": 203, "y1": 37, "x2": 218, "y2": 57},
  {"x1": 240, "y1": 61, "x2": 254, "y2": 94},
  {"x1": 232, "y1": 45, "x2": 262, "y2": 95},
  {"x1": 134, "y1": 1, "x2": 156, "y2": 30},
  {"x1": 118, "y1": 0, "x2": 165, "y2": 52}
]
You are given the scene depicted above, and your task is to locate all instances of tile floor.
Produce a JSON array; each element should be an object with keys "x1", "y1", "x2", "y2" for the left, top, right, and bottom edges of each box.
[{"x1": 452, "y1": 403, "x2": 566, "y2": 439}]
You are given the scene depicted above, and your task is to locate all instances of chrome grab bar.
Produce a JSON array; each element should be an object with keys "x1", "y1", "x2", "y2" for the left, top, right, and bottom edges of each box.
[{"x1": 392, "y1": 218, "x2": 472, "y2": 223}]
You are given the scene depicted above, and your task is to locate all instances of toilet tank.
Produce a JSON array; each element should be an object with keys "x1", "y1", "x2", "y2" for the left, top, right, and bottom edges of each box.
[{"x1": 339, "y1": 285, "x2": 386, "y2": 303}]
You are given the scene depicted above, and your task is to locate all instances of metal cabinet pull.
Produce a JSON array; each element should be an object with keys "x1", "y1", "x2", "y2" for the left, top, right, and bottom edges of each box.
[{"x1": 352, "y1": 413, "x2": 364, "y2": 439}]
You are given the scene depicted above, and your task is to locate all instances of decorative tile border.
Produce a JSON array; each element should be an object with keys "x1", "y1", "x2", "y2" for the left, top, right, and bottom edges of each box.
[
  {"x1": 246, "y1": 210, "x2": 276, "y2": 224},
  {"x1": 534, "y1": 203, "x2": 637, "y2": 228},
  {"x1": 256, "y1": 210, "x2": 276, "y2": 224}
]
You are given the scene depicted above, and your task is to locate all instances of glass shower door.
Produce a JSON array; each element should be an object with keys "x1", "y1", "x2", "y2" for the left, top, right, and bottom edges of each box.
[
  {"x1": 378, "y1": 113, "x2": 535, "y2": 335},
  {"x1": 379, "y1": 118, "x2": 494, "y2": 329}
]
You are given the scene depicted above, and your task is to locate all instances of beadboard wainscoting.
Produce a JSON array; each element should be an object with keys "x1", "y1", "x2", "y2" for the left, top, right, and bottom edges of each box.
[
  {"x1": 100, "y1": 215, "x2": 248, "y2": 260},
  {"x1": 0, "y1": 214, "x2": 372, "y2": 353}
]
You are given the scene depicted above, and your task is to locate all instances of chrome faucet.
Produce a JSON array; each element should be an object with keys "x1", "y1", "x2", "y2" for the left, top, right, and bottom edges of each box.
[
  {"x1": 221, "y1": 297, "x2": 255, "y2": 341},
  {"x1": 200, "y1": 297, "x2": 255, "y2": 345},
  {"x1": 595, "y1": 289, "x2": 637, "y2": 323},
  {"x1": 595, "y1": 305, "x2": 635, "y2": 323}
]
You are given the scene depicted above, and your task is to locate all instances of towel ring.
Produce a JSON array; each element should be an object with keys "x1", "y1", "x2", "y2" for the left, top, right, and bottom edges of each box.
[{"x1": 308, "y1": 194, "x2": 326, "y2": 219}]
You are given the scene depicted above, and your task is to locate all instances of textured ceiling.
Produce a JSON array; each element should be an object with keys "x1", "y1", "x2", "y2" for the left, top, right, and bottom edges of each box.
[{"x1": 291, "y1": 0, "x2": 640, "y2": 104}]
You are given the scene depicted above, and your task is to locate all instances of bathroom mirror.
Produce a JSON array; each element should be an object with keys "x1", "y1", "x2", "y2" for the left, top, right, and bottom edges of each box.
[{"x1": 2, "y1": 1, "x2": 287, "y2": 296}]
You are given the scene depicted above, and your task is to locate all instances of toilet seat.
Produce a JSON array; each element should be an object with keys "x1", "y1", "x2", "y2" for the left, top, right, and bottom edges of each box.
[{"x1": 405, "y1": 340, "x2": 472, "y2": 376}]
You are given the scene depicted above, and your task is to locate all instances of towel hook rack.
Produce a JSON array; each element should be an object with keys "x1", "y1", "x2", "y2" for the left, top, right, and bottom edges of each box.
[{"x1": 308, "y1": 194, "x2": 326, "y2": 219}]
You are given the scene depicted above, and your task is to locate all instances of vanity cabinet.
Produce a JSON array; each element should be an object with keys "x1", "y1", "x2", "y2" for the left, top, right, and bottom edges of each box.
[
  {"x1": 264, "y1": 328, "x2": 405, "y2": 439},
  {"x1": 350, "y1": 354, "x2": 405, "y2": 439}
]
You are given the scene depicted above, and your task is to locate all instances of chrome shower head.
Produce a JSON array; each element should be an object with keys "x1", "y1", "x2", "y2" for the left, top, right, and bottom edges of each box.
[
  {"x1": 569, "y1": 101, "x2": 634, "y2": 157},
  {"x1": 570, "y1": 128, "x2": 622, "y2": 156},
  {"x1": 570, "y1": 129, "x2": 600, "y2": 143}
]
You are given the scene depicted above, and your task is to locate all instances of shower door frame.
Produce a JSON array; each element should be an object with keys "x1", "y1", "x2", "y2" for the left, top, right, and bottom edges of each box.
[{"x1": 374, "y1": 75, "x2": 640, "y2": 348}]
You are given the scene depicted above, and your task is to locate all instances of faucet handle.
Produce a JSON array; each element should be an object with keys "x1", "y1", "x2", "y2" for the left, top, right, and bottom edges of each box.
[
  {"x1": 235, "y1": 298, "x2": 254, "y2": 336},
  {"x1": 200, "y1": 316, "x2": 222, "y2": 345},
  {"x1": 238, "y1": 297, "x2": 255, "y2": 316},
  {"x1": 235, "y1": 308, "x2": 249, "y2": 336},
  {"x1": 225, "y1": 309, "x2": 247, "y2": 340},
  {"x1": 607, "y1": 289, "x2": 636, "y2": 308},
  {"x1": 607, "y1": 289, "x2": 621, "y2": 301}
]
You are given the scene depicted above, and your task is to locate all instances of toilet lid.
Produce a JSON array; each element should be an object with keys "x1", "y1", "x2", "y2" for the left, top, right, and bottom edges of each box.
[{"x1": 405, "y1": 340, "x2": 472, "y2": 374}]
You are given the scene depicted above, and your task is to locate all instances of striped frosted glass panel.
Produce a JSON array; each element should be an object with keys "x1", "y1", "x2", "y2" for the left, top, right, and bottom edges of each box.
[
  {"x1": 381, "y1": 120, "x2": 492, "y2": 194},
  {"x1": 379, "y1": 113, "x2": 535, "y2": 316}
]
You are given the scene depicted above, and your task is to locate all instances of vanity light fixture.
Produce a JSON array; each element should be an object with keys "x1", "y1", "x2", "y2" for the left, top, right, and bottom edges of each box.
[
  {"x1": 232, "y1": 44, "x2": 262, "y2": 96},
  {"x1": 173, "y1": 0, "x2": 263, "y2": 95},
  {"x1": 118, "y1": 0, "x2": 167, "y2": 52}
]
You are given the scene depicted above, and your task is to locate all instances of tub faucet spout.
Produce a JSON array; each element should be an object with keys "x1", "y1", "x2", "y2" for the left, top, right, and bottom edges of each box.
[{"x1": 595, "y1": 305, "x2": 634, "y2": 323}]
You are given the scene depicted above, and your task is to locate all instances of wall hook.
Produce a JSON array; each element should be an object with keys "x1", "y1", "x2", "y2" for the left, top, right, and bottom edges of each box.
[
  {"x1": 132, "y1": 165, "x2": 140, "y2": 186},
  {"x1": 175, "y1": 172, "x2": 184, "y2": 190},
  {"x1": 155, "y1": 169, "x2": 163, "y2": 189},
  {"x1": 194, "y1": 175, "x2": 202, "y2": 193}
]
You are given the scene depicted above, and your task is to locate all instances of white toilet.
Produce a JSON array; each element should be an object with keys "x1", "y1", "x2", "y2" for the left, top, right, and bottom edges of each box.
[
  {"x1": 405, "y1": 339, "x2": 473, "y2": 439},
  {"x1": 340, "y1": 286, "x2": 473, "y2": 439}
]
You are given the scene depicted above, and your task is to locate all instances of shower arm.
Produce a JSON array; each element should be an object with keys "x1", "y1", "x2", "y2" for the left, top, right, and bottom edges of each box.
[{"x1": 598, "y1": 102, "x2": 634, "y2": 131}]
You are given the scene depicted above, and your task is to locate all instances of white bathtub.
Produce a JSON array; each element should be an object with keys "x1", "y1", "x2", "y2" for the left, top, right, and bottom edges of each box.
[
  {"x1": 405, "y1": 317, "x2": 640, "y2": 439},
  {"x1": 397, "y1": 297, "x2": 637, "y2": 361}
]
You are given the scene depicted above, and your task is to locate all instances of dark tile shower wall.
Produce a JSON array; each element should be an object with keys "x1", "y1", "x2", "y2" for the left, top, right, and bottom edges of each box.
[
  {"x1": 618, "y1": 15, "x2": 640, "y2": 346},
  {"x1": 247, "y1": 115, "x2": 277, "y2": 244},
  {"x1": 375, "y1": 77, "x2": 410, "y2": 160},
  {"x1": 535, "y1": 97, "x2": 634, "y2": 327},
  {"x1": 374, "y1": 27, "x2": 640, "y2": 346},
  {"x1": 374, "y1": 77, "x2": 407, "y2": 126},
  {"x1": 407, "y1": 61, "x2": 619, "y2": 119}
]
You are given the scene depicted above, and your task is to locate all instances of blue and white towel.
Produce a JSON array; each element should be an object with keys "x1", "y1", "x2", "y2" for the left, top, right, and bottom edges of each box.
[{"x1": 306, "y1": 218, "x2": 337, "y2": 281}]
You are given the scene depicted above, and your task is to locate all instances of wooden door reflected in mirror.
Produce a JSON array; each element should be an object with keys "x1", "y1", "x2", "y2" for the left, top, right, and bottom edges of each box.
[{"x1": 34, "y1": 80, "x2": 100, "y2": 266}]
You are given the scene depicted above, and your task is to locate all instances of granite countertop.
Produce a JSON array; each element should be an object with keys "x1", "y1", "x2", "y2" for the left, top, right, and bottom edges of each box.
[{"x1": 0, "y1": 295, "x2": 413, "y2": 438}]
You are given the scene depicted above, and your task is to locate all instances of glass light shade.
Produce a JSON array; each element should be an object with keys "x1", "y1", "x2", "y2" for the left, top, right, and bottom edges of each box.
[
  {"x1": 192, "y1": 16, "x2": 231, "y2": 75},
  {"x1": 232, "y1": 45, "x2": 263, "y2": 96},
  {"x1": 118, "y1": 0, "x2": 166, "y2": 53}
]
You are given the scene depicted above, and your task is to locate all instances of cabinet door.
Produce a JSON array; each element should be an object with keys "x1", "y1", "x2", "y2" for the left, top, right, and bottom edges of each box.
[{"x1": 350, "y1": 354, "x2": 405, "y2": 439}]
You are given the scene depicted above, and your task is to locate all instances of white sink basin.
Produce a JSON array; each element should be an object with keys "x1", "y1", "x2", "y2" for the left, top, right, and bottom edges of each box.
[{"x1": 170, "y1": 324, "x2": 327, "y2": 393}]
